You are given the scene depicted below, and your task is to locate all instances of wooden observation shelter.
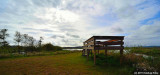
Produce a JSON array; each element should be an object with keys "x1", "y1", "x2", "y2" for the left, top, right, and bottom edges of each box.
[{"x1": 82, "y1": 36, "x2": 124, "y2": 65}]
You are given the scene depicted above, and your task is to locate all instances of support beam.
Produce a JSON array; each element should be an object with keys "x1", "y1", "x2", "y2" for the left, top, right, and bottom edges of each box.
[
  {"x1": 105, "y1": 45, "x2": 107, "y2": 56},
  {"x1": 87, "y1": 49, "x2": 90, "y2": 60},
  {"x1": 82, "y1": 49, "x2": 84, "y2": 56},
  {"x1": 120, "y1": 39, "x2": 123, "y2": 64},
  {"x1": 105, "y1": 49, "x2": 107, "y2": 56},
  {"x1": 91, "y1": 49, "x2": 92, "y2": 56},
  {"x1": 94, "y1": 49, "x2": 96, "y2": 65},
  {"x1": 84, "y1": 50, "x2": 86, "y2": 56},
  {"x1": 120, "y1": 49, "x2": 123, "y2": 64},
  {"x1": 98, "y1": 49, "x2": 99, "y2": 54}
]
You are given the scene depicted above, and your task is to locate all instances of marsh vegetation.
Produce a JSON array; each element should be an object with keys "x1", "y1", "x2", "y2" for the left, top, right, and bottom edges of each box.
[{"x1": 0, "y1": 47, "x2": 159, "y2": 75}]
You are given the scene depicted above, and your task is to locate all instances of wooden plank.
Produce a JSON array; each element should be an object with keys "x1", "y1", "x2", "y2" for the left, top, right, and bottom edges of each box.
[
  {"x1": 95, "y1": 46, "x2": 124, "y2": 50},
  {"x1": 93, "y1": 36, "x2": 124, "y2": 40},
  {"x1": 83, "y1": 47, "x2": 94, "y2": 50},
  {"x1": 96, "y1": 41, "x2": 124, "y2": 45},
  {"x1": 84, "y1": 42, "x2": 94, "y2": 46},
  {"x1": 84, "y1": 36, "x2": 94, "y2": 43},
  {"x1": 93, "y1": 36, "x2": 124, "y2": 39},
  {"x1": 63, "y1": 47, "x2": 83, "y2": 49}
]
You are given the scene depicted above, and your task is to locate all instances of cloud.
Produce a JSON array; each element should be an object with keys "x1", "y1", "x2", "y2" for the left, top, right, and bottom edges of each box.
[
  {"x1": 125, "y1": 20, "x2": 160, "y2": 46},
  {"x1": 110, "y1": 27, "x2": 123, "y2": 33},
  {"x1": 39, "y1": 29, "x2": 53, "y2": 32},
  {"x1": 23, "y1": 28, "x2": 53, "y2": 32},
  {"x1": 66, "y1": 33, "x2": 80, "y2": 38},
  {"x1": 0, "y1": 0, "x2": 160, "y2": 46},
  {"x1": 51, "y1": 35, "x2": 65, "y2": 39}
]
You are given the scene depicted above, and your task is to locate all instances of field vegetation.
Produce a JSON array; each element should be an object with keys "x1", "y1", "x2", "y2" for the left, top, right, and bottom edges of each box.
[{"x1": 0, "y1": 47, "x2": 159, "y2": 75}]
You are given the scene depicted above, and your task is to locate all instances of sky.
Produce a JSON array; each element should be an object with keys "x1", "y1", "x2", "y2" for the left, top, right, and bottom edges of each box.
[{"x1": 0, "y1": 0, "x2": 160, "y2": 47}]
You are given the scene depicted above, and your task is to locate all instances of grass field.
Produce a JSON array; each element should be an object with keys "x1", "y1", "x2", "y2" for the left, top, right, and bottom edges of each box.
[
  {"x1": 0, "y1": 47, "x2": 159, "y2": 75},
  {"x1": 0, "y1": 51, "x2": 134, "y2": 75}
]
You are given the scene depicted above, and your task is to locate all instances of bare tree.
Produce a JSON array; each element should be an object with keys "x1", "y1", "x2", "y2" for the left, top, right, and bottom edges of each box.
[
  {"x1": 14, "y1": 31, "x2": 22, "y2": 53},
  {"x1": 22, "y1": 34, "x2": 36, "y2": 52},
  {"x1": 22, "y1": 34, "x2": 29, "y2": 46},
  {"x1": 0, "y1": 29, "x2": 9, "y2": 47},
  {"x1": 14, "y1": 31, "x2": 22, "y2": 47},
  {"x1": 28, "y1": 36, "x2": 36, "y2": 52},
  {"x1": 28, "y1": 36, "x2": 35, "y2": 47},
  {"x1": 38, "y1": 37, "x2": 43, "y2": 47}
]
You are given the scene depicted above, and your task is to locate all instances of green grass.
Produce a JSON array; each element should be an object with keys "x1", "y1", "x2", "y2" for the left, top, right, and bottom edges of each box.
[
  {"x1": 125, "y1": 47, "x2": 160, "y2": 56},
  {"x1": 0, "y1": 47, "x2": 159, "y2": 75},
  {"x1": 0, "y1": 50, "x2": 79, "y2": 59},
  {"x1": 0, "y1": 51, "x2": 135, "y2": 75}
]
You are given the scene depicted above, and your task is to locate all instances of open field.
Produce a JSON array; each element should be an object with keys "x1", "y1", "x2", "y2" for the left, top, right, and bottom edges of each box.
[
  {"x1": 0, "y1": 51, "x2": 133, "y2": 75},
  {"x1": 0, "y1": 47, "x2": 160, "y2": 75}
]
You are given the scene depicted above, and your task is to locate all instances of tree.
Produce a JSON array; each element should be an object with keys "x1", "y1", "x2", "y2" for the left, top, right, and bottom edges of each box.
[
  {"x1": 42, "y1": 43, "x2": 54, "y2": 51},
  {"x1": 0, "y1": 29, "x2": 9, "y2": 47},
  {"x1": 22, "y1": 34, "x2": 36, "y2": 52},
  {"x1": 28, "y1": 36, "x2": 35, "y2": 47},
  {"x1": 41, "y1": 43, "x2": 62, "y2": 51},
  {"x1": 28, "y1": 36, "x2": 36, "y2": 52},
  {"x1": 22, "y1": 34, "x2": 29, "y2": 47},
  {"x1": 14, "y1": 31, "x2": 22, "y2": 47},
  {"x1": 14, "y1": 31, "x2": 22, "y2": 53},
  {"x1": 38, "y1": 37, "x2": 43, "y2": 47}
]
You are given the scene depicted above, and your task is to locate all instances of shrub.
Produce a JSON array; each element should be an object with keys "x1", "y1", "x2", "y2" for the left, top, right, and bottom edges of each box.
[
  {"x1": 42, "y1": 43, "x2": 62, "y2": 51},
  {"x1": 95, "y1": 53, "x2": 120, "y2": 66}
]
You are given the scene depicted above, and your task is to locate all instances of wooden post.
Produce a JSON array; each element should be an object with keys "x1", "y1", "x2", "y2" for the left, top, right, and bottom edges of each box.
[
  {"x1": 82, "y1": 49, "x2": 84, "y2": 56},
  {"x1": 120, "y1": 40, "x2": 123, "y2": 64},
  {"x1": 83, "y1": 42, "x2": 85, "y2": 56},
  {"x1": 87, "y1": 49, "x2": 89, "y2": 60},
  {"x1": 120, "y1": 49, "x2": 123, "y2": 64},
  {"x1": 97, "y1": 44, "x2": 99, "y2": 54},
  {"x1": 98, "y1": 49, "x2": 99, "y2": 54},
  {"x1": 93, "y1": 38, "x2": 96, "y2": 65},
  {"x1": 94, "y1": 49, "x2": 96, "y2": 65},
  {"x1": 84, "y1": 49, "x2": 85, "y2": 56},
  {"x1": 91, "y1": 49, "x2": 92, "y2": 56},
  {"x1": 105, "y1": 45, "x2": 107, "y2": 56},
  {"x1": 105, "y1": 49, "x2": 107, "y2": 56}
]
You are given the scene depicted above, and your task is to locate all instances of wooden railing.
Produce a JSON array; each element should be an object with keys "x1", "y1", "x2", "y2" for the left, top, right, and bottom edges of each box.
[{"x1": 82, "y1": 36, "x2": 124, "y2": 65}]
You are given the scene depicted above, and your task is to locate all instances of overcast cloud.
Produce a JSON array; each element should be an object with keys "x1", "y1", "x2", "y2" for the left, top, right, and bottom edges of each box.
[{"x1": 0, "y1": 0, "x2": 160, "y2": 47}]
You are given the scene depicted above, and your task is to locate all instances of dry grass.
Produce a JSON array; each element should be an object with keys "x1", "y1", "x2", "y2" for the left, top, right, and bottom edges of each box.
[
  {"x1": 1, "y1": 48, "x2": 157, "y2": 75},
  {"x1": 0, "y1": 52, "x2": 111, "y2": 75}
]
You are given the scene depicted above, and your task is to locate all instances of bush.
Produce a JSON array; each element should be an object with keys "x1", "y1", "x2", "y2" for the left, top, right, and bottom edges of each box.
[
  {"x1": 92, "y1": 53, "x2": 120, "y2": 66},
  {"x1": 42, "y1": 43, "x2": 62, "y2": 51}
]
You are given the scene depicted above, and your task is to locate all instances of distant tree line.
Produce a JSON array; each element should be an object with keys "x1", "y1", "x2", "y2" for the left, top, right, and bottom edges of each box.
[{"x1": 0, "y1": 29, "x2": 62, "y2": 54}]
